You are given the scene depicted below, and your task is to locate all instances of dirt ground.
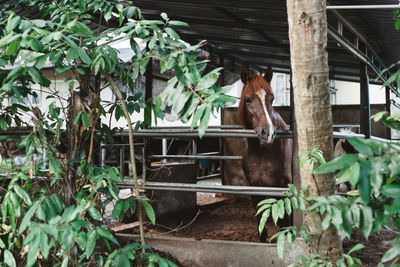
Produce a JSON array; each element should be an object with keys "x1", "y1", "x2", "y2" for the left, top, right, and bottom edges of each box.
[
  {"x1": 116, "y1": 197, "x2": 399, "y2": 266},
  {"x1": 127, "y1": 197, "x2": 280, "y2": 242},
  {"x1": 343, "y1": 225, "x2": 399, "y2": 266}
]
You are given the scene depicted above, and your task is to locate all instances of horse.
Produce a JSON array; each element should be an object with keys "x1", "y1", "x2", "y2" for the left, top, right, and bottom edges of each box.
[
  {"x1": 333, "y1": 128, "x2": 358, "y2": 194},
  {"x1": 238, "y1": 66, "x2": 292, "y2": 242}
]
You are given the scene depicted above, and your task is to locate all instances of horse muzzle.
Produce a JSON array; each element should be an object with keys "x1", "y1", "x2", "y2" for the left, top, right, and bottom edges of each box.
[{"x1": 257, "y1": 127, "x2": 276, "y2": 146}]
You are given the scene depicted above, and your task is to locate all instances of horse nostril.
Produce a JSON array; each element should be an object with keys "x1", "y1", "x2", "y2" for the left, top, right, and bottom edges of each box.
[{"x1": 261, "y1": 127, "x2": 268, "y2": 137}]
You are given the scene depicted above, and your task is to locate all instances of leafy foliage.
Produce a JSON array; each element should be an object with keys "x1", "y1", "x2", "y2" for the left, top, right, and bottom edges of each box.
[
  {"x1": 0, "y1": 0, "x2": 235, "y2": 266},
  {"x1": 258, "y1": 114, "x2": 400, "y2": 264}
]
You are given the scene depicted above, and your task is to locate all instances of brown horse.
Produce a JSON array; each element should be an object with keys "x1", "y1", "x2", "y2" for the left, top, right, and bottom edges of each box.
[{"x1": 238, "y1": 66, "x2": 292, "y2": 241}]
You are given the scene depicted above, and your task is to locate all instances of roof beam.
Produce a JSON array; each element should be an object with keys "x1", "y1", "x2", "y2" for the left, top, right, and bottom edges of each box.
[
  {"x1": 327, "y1": 4, "x2": 400, "y2": 10},
  {"x1": 141, "y1": 13, "x2": 288, "y2": 33},
  {"x1": 178, "y1": 32, "x2": 291, "y2": 50},
  {"x1": 134, "y1": 0, "x2": 285, "y2": 10},
  {"x1": 214, "y1": 7, "x2": 288, "y2": 53}
]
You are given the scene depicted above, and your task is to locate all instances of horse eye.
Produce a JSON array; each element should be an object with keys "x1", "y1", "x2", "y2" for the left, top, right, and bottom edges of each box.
[
  {"x1": 245, "y1": 97, "x2": 252, "y2": 103},
  {"x1": 271, "y1": 97, "x2": 275, "y2": 104}
]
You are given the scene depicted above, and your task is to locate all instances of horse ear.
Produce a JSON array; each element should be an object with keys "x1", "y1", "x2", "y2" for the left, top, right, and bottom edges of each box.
[
  {"x1": 241, "y1": 66, "x2": 249, "y2": 84},
  {"x1": 264, "y1": 66, "x2": 273, "y2": 83}
]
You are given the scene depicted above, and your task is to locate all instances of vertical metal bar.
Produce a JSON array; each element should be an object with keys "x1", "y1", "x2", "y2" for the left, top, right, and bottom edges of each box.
[
  {"x1": 145, "y1": 58, "x2": 153, "y2": 125},
  {"x1": 120, "y1": 146, "x2": 125, "y2": 176},
  {"x1": 219, "y1": 54, "x2": 225, "y2": 86},
  {"x1": 161, "y1": 139, "x2": 167, "y2": 164},
  {"x1": 101, "y1": 146, "x2": 105, "y2": 167},
  {"x1": 289, "y1": 68, "x2": 294, "y2": 130},
  {"x1": 142, "y1": 145, "x2": 146, "y2": 181},
  {"x1": 386, "y1": 86, "x2": 392, "y2": 140},
  {"x1": 359, "y1": 43, "x2": 370, "y2": 138},
  {"x1": 365, "y1": 75, "x2": 371, "y2": 139}
]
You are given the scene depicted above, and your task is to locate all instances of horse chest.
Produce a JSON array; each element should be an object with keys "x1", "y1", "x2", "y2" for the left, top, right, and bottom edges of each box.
[{"x1": 242, "y1": 145, "x2": 287, "y2": 187}]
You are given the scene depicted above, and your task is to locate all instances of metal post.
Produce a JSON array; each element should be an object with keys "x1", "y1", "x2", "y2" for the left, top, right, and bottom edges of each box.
[
  {"x1": 145, "y1": 58, "x2": 153, "y2": 125},
  {"x1": 360, "y1": 49, "x2": 371, "y2": 138},
  {"x1": 289, "y1": 68, "x2": 294, "y2": 130},
  {"x1": 161, "y1": 138, "x2": 167, "y2": 163},
  {"x1": 120, "y1": 146, "x2": 125, "y2": 176},
  {"x1": 386, "y1": 86, "x2": 392, "y2": 140}
]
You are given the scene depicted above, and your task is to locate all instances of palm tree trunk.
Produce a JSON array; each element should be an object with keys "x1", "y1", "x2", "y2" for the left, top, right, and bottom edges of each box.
[{"x1": 286, "y1": 0, "x2": 342, "y2": 262}]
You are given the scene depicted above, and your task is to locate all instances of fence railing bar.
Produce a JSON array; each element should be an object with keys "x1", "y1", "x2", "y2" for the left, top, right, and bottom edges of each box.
[{"x1": 149, "y1": 155, "x2": 242, "y2": 160}]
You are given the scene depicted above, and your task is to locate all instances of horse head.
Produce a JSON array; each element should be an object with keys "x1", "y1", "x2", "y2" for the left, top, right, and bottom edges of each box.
[{"x1": 238, "y1": 66, "x2": 276, "y2": 146}]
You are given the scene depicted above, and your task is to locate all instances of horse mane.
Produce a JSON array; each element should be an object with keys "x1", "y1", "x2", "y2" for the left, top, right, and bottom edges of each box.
[{"x1": 238, "y1": 74, "x2": 273, "y2": 126}]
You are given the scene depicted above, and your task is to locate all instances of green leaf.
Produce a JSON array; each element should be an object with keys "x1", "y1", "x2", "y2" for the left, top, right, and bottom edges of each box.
[
  {"x1": 277, "y1": 199, "x2": 285, "y2": 219},
  {"x1": 321, "y1": 216, "x2": 330, "y2": 230},
  {"x1": 381, "y1": 184, "x2": 400, "y2": 198},
  {"x1": 27, "y1": 67, "x2": 43, "y2": 85},
  {"x1": 331, "y1": 206, "x2": 343, "y2": 229},
  {"x1": 81, "y1": 111, "x2": 90, "y2": 128},
  {"x1": 88, "y1": 206, "x2": 102, "y2": 221},
  {"x1": 112, "y1": 200, "x2": 123, "y2": 220},
  {"x1": 290, "y1": 197, "x2": 299, "y2": 211},
  {"x1": 61, "y1": 256, "x2": 68, "y2": 267},
  {"x1": 86, "y1": 230, "x2": 98, "y2": 258},
  {"x1": 40, "y1": 232, "x2": 49, "y2": 259},
  {"x1": 97, "y1": 226, "x2": 119, "y2": 245},
  {"x1": 258, "y1": 209, "x2": 270, "y2": 235},
  {"x1": 4, "y1": 249, "x2": 16, "y2": 267},
  {"x1": 172, "y1": 91, "x2": 191, "y2": 115},
  {"x1": 19, "y1": 201, "x2": 38, "y2": 233},
  {"x1": 350, "y1": 204, "x2": 360, "y2": 228},
  {"x1": 34, "y1": 55, "x2": 48, "y2": 69},
  {"x1": 382, "y1": 247, "x2": 400, "y2": 263},
  {"x1": 348, "y1": 244, "x2": 365, "y2": 255},
  {"x1": 277, "y1": 233, "x2": 286, "y2": 259},
  {"x1": 361, "y1": 206, "x2": 373, "y2": 239},
  {"x1": 168, "y1": 20, "x2": 189, "y2": 27},
  {"x1": 113, "y1": 253, "x2": 130, "y2": 266},
  {"x1": 272, "y1": 203, "x2": 279, "y2": 225},
  {"x1": 195, "y1": 72, "x2": 219, "y2": 91},
  {"x1": 283, "y1": 198, "x2": 292, "y2": 216},
  {"x1": 165, "y1": 27, "x2": 180, "y2": 39},
  {"x1": 358, "y1": 160, "x2": 371, "y2": 204},
  {"x1": 160, "y1": 12, "x2": 168, "y2": 20},
  {"x1": 78, "y1": 47, "x2": 92, "y2": 64},
  {"x1": 348, "y1": 162, "x2": 360, "y2": 186},
  {"x1": 13, "y1": 184, "x2": 32, "y2": 205},
  {"x1": 143, "y1": 200, "x2": 156, "y2": 225},
  {"x1": 70, "y1": 21, "x2": 92, "y2": 34},
  {"x1": 49, "y1": 155, "x2": 63, "y2": 180},
  {"x1": 6, "y1": 15, "x2": 21, "y2": 32},
  {"x1": 6, "y1": 39, "x2": 20, "y2": 56},
  {"x1": 31, "y1": 19, "x2": 46, "y2": 28},
  {"x1": 341, "y1": 207, "x2": 353, "y2": 239},
  {"x1": 347, "y1": 137, "x2": 374, "y2": 156},
  {"x1": 314, "y1": 154, "x2": 358, "y2": 174},
  {"x1": 198, "y1": 104, "x2": 211, "y2": 138},
  {"x1": 73, "y1": 112, "x2": 81, "y2": 125},
  {"x1": 190, "y1": 104, "x2": 206, "y2": 130},
  {"x1": 0, "y1": 117, "x2": 7, "y2": 130}
]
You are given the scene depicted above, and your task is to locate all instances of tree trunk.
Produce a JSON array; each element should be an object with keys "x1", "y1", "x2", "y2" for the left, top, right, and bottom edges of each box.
[{"x1": 286, "y1": 0, "x2": 342, "y2": 262}]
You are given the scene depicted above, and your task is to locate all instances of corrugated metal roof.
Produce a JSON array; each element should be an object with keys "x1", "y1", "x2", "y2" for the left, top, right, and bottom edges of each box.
[
  {"x1": 133, "y1": 0, "x2": 400, "y2": 83},
  {"x1": 2, "y1": 0, "x2": 399, "y2": 83}
]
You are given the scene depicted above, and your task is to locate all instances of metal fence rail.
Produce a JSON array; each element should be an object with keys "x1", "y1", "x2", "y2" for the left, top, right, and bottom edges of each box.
[
  {"x1": 131, "y1": 129, "x2": 293, "y2": 139},
  {"x1": 118, "y1": 181, "x2": 289, "y2": 197},
  {"x1": 149, "y1": 155, "x2": 242, "y2": 160}
]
